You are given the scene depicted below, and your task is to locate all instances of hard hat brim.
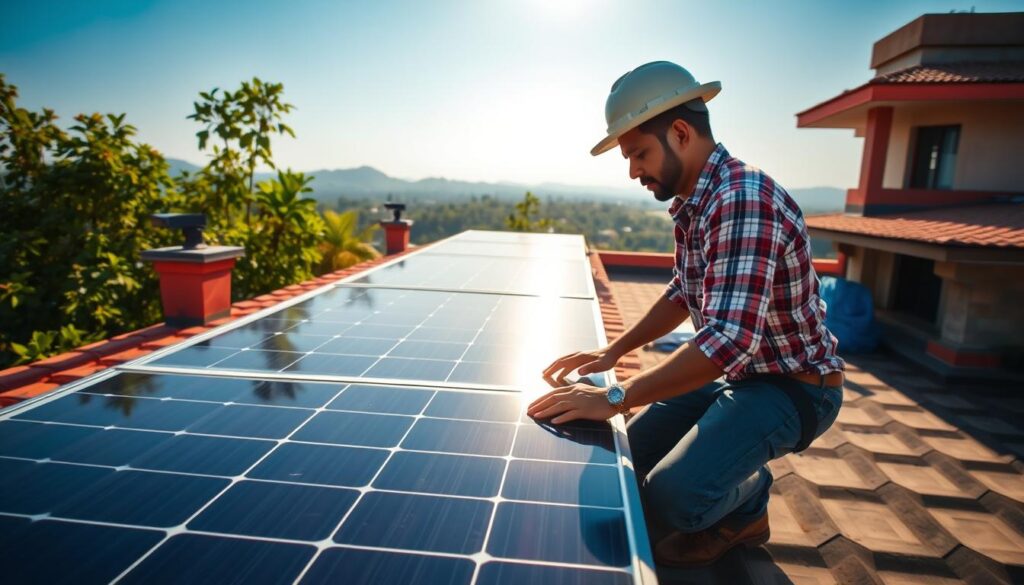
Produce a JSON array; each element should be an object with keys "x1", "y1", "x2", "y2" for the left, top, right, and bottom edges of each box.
[{"x1": 590, "y1": 81, "x2": 722, "y2": 156}]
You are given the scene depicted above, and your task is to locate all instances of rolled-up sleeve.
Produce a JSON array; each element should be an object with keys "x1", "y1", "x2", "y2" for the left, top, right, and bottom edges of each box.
[{"x1": 691, "y1": 186, "x2": 781, "y2": 375}]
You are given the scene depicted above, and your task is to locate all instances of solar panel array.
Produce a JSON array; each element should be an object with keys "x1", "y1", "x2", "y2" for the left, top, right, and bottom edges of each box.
[{"x1": 0, "y1": 230, "x2": 655, "y2": 585}]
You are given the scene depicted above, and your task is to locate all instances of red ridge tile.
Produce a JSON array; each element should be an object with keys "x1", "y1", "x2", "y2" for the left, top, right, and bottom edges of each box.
[
  {"x1": 0, "y1": 381, "x2": 62, "y2": 405},
  {"x1": 49, "y1": 363, "x2": 108, "y2": 384},
  {"x1": 0, "y1": 366, "x2": 48, "y2": 392},
  {"x1": 78, "y1": 337, "x2": 147, "y2": 359},
  {"x1": 98, "y1": 348, "x2": 155, "y2": 366}
]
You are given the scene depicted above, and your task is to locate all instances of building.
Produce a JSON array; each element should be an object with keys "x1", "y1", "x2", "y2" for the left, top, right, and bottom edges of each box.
[{"x1": 797, "y1": 12, "x2": 1024, "y2": 378}]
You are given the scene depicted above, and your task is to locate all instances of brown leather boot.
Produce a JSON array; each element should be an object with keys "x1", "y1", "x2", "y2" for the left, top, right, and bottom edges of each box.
[{"x1": 654, "y1": 513, "x2": 770, "y2": 568}]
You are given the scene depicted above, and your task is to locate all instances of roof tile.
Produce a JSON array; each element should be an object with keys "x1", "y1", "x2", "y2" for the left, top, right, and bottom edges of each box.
[
  {"x1": 806, "y1": 204, "x2": 1024, "y2": 248},
  {"x1": 877, "y1": 460, "x2": 976, "y2": 499},
  {"x1": 929, "y1": 508, "x2": 1024, "y2": 565},
  {"x1": 872, "y1": 62, "x2": 1024, "y2": 85},
  {"x1": 820, "y1": 497, "x2": 932, "y2": 556},
  {"x1": 605, "y1": 266, "x2": 1024, "y2": 582},
  {"x1": 0, "y1": 365, "x2": 49, "y2": 392},
  {"x1": 0, "y1": 381, "x2": 61, "y2": 406},
  {"x1": 920, "y1": 434, "x2": 1016, "y2": 464},
  {"x1": 97, "y1": 347, "x2": 154, "y2": 366},
  {"x1": 969, "y1": 469, "x2": 1024, "y2": 503},
  {"x1": 48, "y1": 362, "x2": 109, "y2": 384},
  {"x1": 78, "y1": 336, "x2": 149, "y2": 359}
]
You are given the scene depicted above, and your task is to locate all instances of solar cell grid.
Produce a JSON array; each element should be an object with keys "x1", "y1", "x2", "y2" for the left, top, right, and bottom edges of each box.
[
  {"x1": 0, "y1": 230, "x2": 653, "y2": 584},
  {"x1": 0, "y1": 371, "x2": 639, "y2": 584},
  {"x1": 143, "y1": 287, "x2": 601, "y2": 389}
]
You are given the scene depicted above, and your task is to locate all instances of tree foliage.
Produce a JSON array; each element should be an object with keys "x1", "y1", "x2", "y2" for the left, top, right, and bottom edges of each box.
[
  {"x1": 180, "y1": 78, "x2": 326, "y2": 299},
  {"x1": 1, "y1": 74, "x2": 180, "y2": 366},
  {"x1": 505, "y1": 191, "x2": 553, "y2": 232},
  {"x1": 318, "y1": 209, "x2": 381, "y2": 273},
  {"x1": 0, "y1": 75, "x2": 356, "y2": 369}
]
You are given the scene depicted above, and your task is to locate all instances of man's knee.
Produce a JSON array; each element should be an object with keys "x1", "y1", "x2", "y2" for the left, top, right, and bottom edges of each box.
[{"x1": 643, "y1": 467, "x2": 719, "y2": 533}]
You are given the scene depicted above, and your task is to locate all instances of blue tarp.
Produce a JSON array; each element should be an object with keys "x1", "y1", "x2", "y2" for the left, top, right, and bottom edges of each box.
[
  {"x1": 650, "y1": 331, "x2": 695, "y2": 352},
  {"x1": 819, "y1": 276, "x2": 879, "y2": 353}
]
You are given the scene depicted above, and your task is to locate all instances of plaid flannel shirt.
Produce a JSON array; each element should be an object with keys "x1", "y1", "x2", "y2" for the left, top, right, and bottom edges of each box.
[{"x1": 666, "y1": 143, "x2": 844, "y2": 380}]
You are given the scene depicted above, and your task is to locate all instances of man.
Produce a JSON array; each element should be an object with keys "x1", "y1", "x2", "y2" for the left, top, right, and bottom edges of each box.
[{"x1": 528, "y1": 61, "x2": 845, "y2": 567}]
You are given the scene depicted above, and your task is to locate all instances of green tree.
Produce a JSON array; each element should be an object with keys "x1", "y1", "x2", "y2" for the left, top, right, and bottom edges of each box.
[
  {"x1": 0, "y1": 75, "x2": 181, "y2": 367},
  {"x1": 187, "y1": 78, "x2": 294, "y2": 225},
  {"x1": 506, "y1": 191, "x2": 553, "y2": 232},
  {"x1": 318, "y1": 209, "x2": 381, "y2": 273},
  {"x1": 0, "y1": 74, "x2": 330, "y2": 368},
  {"x1": 180, "y1": 78, "x2": 323, "y2": 299}
]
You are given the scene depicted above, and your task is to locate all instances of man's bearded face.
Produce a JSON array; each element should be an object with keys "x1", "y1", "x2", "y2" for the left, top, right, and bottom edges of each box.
[{"x1": 641, "y1": 138, "x2": 683, "y2": 202}]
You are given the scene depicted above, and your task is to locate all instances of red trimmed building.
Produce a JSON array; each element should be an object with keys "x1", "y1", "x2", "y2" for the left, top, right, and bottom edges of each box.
[{"x1": 797, "y1": 12, "x2": 1024, "y2": 378}]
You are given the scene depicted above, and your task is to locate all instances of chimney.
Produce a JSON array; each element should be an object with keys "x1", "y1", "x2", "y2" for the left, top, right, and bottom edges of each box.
[
  {"x1": 380, "y1": 203, "x2": 413, "y2": 255},
  {"x1": 141, "y1": 214, "x2": 245, "y2": 327}
]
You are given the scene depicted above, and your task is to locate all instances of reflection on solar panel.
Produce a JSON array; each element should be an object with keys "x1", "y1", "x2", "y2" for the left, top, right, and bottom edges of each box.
[
  {"x1": 351, "y1": 254, "x2": 594, "y2": 297},
  {"x1": 421, "y1": 241, "x2": 586, "y2": 260},
  {"x1": 0, "y1": 230, "x2": 654, "y2": 584},
  {"x1": 144, "y1": 287, "x2": 600, "y2": 389}
]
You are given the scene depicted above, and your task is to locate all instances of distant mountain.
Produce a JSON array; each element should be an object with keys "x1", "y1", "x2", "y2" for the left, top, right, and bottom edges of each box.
[
  {"x1": 167, "y1": 158, "x2": 202, "y2": 176},
  {"x1": 789, "y1": 187, "x2": 846, "y2": 214},
  {"x1": 164, "y1": 158, "x2": 845, "y2": 211}
]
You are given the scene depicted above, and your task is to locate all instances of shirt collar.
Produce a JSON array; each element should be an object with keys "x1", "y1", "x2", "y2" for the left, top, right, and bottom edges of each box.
[{"x1": 668, "y1": 142, "x2": 729, "y2": 220}]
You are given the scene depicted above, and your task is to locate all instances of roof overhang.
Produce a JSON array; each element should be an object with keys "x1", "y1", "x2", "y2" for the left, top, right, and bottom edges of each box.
[
  {"x1": 796, "y1": 82, "x2": 1024, "y2": 129},
  {"x1": 807, "y1": 226, "x2": 1024, "y2": 264}
]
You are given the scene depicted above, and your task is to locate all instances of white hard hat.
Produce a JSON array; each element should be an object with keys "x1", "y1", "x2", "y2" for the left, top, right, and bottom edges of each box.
[{"x1": 591, "y1": 61, "x2": 721, "y2": 156}]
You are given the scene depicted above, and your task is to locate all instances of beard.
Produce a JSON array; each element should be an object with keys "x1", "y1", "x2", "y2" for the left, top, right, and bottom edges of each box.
[{"x1": 642, "y1": 141, "x2": 684, "y2": 202}]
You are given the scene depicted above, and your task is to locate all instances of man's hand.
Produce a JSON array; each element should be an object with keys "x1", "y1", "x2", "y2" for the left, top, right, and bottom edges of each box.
[
  {"x1": 541, "y1": 347, "x2": 619, "y2": 387},
  {"x1": 527, "y1": 383, "x2": 617, "y2": 424}
]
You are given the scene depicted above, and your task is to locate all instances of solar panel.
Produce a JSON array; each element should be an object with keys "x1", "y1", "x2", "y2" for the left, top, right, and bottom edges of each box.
[
  {"x1": 1, "y1": 371, "x2": 643, "y2": 584},
  {"x1": 421, "y1": 241, "x2": 587, "y2": 260},
  {"x1": 0, "y1": 230, "x2": 655, "y2": 584},
  {"x1": 138, "y1": 286, "x2": 601, "y2": 389},
  {"x1": 350, "y1": 254, "x2": 594, "y2": 298},
  {"x1": 451, "y1": 230, "x2": 586, "y2": 247}
]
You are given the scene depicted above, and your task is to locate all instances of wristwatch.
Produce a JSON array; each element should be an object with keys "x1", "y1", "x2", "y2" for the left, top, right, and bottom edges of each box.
[{"x1": 606, "y1": 384, "x2": 628, "y2": 415}]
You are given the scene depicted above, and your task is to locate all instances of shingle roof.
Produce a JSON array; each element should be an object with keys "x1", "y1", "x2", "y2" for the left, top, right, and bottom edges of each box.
[
  {"x1": 606, "y1": 268, "x2": 1024, "y2": 584},
  {"x1": 805, "y1": 203, "x2": 1024, "y2": 248},
  {"x1": 871, "y1": 62, "x2": 1024, "y2": 85}
]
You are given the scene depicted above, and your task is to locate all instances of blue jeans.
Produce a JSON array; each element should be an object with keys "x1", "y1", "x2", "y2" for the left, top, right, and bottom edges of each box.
[{"x1": 626, "y1": 378, "x2": 843, "y2": 533}]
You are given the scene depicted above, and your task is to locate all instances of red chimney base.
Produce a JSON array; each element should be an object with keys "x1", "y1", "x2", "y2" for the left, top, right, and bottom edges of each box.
[
  {"x1": 380, "y1": 220, "x2": 413, "y2": 255},
  {"x1": 150, "y1": 258, "x2": 239, "y2": 327}
]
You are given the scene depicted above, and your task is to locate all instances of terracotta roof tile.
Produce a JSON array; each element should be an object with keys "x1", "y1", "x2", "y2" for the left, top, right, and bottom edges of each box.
[
  {"x1": 806, "y1": 203, "x2": 1024, "y2": 248},
  {"x1": 604, "y1": 266, "x2": 1024, "y2": 584},
  {"x1": 0, "y1": 381, "x2": 60, "y2": 407},
  {"x1": 48, "y1": 362, "x2": 109, "y2": 384},
  {"x1": 871, "y1": 62, "x2": 1024, "y2": 85},
  {"x1": 0, "y1": 365, "x2": 51, "y2": 391}
]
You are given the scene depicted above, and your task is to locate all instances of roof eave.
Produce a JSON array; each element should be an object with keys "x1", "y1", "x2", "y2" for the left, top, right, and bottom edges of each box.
[
  {"x1": 796, "y1": 81, "x2": 1024, "y2": 129},
  {"x1": 806, "y1": 225, "x2": 1024, "y2": 264}
]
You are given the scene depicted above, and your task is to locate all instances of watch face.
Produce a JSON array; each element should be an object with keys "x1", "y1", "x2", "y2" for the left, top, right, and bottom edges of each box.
[{"x1": 607, "y1": 385, "x2": 625, "y2": 406}]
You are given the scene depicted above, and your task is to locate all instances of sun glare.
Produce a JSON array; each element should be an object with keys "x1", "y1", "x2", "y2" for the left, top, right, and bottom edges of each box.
[{"x1": 523, "y1": 0, "x2": 595, "y2": 23}]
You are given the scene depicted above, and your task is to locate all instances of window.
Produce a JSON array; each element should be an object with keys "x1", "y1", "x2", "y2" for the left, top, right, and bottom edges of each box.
[{"x1": 908, "y1": 125, "x2": 960, "y2": 189}]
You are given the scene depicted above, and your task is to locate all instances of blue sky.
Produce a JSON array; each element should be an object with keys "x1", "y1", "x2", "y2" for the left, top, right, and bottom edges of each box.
[{"x1": 3, "y1": 0, "x2": 1020, "y2": 190}]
